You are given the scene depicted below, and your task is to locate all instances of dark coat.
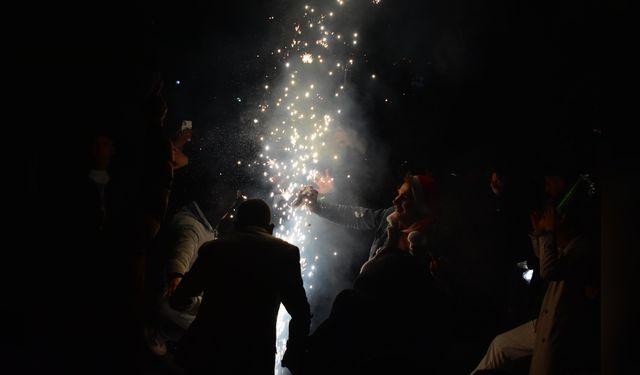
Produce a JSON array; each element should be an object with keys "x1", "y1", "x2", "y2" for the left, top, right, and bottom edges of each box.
[
  {"x1": 315, "y1": 202, "x2": 394, "y2": 259},
  {"x1": 307, "y1": 248, "x2": 450, "y2": 375},
  {"x1": 170, "y1": 226, "x2": 311, "y2": 374}
]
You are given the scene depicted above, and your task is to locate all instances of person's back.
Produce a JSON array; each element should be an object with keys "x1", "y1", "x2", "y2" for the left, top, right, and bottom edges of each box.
[{"x1": 171, "y1": 199, "x2": 310, "y2": 375}]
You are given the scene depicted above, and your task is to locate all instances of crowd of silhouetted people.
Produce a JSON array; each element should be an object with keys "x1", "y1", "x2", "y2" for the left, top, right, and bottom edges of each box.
[{"x1": 27, "y1": 80, "x2": 600, "y2": 375}]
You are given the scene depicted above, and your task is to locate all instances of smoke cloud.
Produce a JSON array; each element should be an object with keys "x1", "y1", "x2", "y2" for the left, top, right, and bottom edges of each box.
[{"x1": 220, "y1": 1, "x2": 392, "y2": 373}]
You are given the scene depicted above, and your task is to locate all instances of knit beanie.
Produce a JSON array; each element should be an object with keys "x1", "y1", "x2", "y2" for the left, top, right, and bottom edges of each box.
[{"x1": 408, "y1": 174, "x2": 436, "y2": 217}]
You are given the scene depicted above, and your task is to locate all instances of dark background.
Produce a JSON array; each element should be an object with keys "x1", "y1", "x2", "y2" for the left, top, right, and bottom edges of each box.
[
  {"x1": 24, "y1": 0, "x2": 615, "y2": 203},
  {"x1": 15, "y1": 0, "x2": 636, "y2": 374}
]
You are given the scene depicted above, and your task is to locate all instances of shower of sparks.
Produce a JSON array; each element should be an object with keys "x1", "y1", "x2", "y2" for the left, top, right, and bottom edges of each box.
[
  {"x1": 243, "y1": 1, "x2": 379, "y2": 373},
  {"x1": 302, "y1": 53, "x2": 314, "y2": 63}
]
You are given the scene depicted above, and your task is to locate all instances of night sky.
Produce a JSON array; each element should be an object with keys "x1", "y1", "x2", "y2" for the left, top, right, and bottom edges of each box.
[
  {"x1": 16, "y1": 1, "x2": 636, "y2": 373},
  {"x1": 27, "y1": 0, "x2": 610, "y2": 206}
]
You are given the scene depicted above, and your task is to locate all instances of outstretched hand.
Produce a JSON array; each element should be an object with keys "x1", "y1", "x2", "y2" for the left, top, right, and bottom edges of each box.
[{"x1": 293, "y1": 186, "x2": 319, "y2": 212}]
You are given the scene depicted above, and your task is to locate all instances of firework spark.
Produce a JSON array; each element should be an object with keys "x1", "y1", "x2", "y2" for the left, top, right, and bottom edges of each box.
[{"x1": 241, "y1": 1, "x2": 378, "y2": 372}]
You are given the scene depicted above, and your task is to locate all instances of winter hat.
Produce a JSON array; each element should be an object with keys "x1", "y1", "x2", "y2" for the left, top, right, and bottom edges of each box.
[{"x1": 408, "y1": 174, "x2": 436, "y2": 217}]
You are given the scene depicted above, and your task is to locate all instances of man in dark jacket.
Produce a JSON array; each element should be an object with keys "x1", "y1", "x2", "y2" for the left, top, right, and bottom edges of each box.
[{"x1": 170, "y1": 199, "x2": 311, "y2": 375}]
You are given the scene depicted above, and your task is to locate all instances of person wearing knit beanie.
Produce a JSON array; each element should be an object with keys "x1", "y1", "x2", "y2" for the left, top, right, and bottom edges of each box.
[
  {"x1": 384, "y1": 174, "x2": 436, "y2": 253},
  {"x1": 407, "y1": 174, "x2": 436, "y2": 216},
  {"x1": 294, "y1": 172, "x2": 437, "y2": 261},
  {"x1": 388, "y1": 175, "x2": 434, "y2": 224}
]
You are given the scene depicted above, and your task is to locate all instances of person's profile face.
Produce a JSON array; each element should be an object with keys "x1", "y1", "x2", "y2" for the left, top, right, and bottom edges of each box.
[{"x1": 393, "y1": 182, "x2": 415, "y2": 218}]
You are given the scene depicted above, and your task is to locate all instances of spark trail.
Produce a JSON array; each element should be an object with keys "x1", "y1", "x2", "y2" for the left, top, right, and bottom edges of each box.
[{"x1": 242, "y1": 1, "x2": 382, "y2": 372}]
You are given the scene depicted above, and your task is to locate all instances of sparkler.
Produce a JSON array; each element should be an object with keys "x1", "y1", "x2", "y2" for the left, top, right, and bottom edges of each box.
[{"x1": 243, "y1": 1, "x2": 380, "y2": 372}]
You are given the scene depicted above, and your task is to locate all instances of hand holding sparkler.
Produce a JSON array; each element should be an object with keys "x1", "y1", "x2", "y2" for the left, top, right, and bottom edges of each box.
[{"x1": 292, "y1": 186, "x2": 319, "y2": 212}]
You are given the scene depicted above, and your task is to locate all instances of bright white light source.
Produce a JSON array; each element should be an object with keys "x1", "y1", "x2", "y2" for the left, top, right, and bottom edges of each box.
[{"x1": 302, "y1": 53, "x2": 313, "y2": 64}]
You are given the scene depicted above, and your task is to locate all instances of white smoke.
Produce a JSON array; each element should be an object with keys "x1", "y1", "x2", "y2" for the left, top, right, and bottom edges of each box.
[{"x1": 233, "y1": 1, "x2": 387, "y2": 373}]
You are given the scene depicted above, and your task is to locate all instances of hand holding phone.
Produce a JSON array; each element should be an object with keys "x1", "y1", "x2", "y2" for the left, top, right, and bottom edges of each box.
[{"x1": 181, "y1": 120, "x2": 193, "y2": 132}]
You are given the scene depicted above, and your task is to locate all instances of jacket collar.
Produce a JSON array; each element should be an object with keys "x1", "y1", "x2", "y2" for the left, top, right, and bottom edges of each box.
[{"x1": 239, "y1": 225, "x2": 270, "y2": 235}]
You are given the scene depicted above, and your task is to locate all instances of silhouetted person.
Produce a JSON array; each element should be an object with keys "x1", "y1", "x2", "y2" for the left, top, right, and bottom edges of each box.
[
  {"x1": 144, "y1": 199, "x2": 218, "y2": 357},
  {"x1": 297, "y1": 174, "x2": 438, "y2": 262},
  {"x1": 304, "y1": 175, "x2": 450, "y2": 374},
  {"x1": 170, "y1": 199, "x2": 311, "y2": 375},
  {"x1": 472, "y1": 172, "x2": 599, "y2": 374},
  {"x1": 484, "y1": 166, "x2": 538, "y2": 329}
]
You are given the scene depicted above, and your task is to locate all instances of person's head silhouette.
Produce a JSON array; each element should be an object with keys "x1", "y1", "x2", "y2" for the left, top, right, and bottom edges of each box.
[{"x1": 236, "y1": 199, "x2": 275, "y2": 234}]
